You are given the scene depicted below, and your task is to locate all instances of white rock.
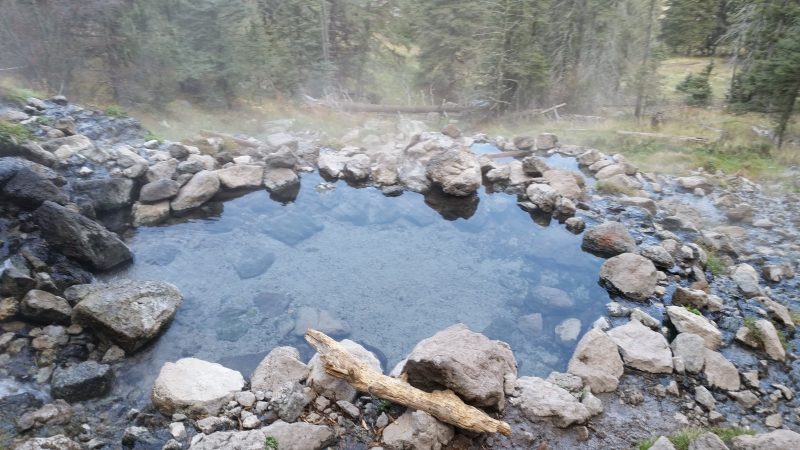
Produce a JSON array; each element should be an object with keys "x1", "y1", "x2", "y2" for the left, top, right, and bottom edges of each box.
[
  {"x1": 152, "y1": 358, "x2": 245, "y2": 418},
  {"x1": 666, "y1": 306, "x2": 722, "y2": 350},
  {"x1": 512, "y1": 376, "x2": 592, "y2": 427},
  {"x1": 567, "y1": 328, "x2": 623, "y2": 393},
  {"x1": 607, "y1": 320, "x2": 672, "y2": 374}
]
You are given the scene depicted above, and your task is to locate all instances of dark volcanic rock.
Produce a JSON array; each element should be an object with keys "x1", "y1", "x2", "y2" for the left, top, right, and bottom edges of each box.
[
  {"x1": 72, "y1": 178, "x2": 134, "y2": 211},
  {"x1": 33, "y1": 201, "x2": 132, "y2": 270},
  {"x1": 1, "y1": 168, "x2": 68, "y2": 209},
  {"x1": 51, "y1": 361, "x2": 113, "y2": 402}
]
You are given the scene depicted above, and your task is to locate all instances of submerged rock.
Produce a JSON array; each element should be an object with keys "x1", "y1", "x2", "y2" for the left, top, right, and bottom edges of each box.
[
  {"x1": 382, "y1": 409, "x2": 454, "y2": 450},
  {"x1": 152, "y1": 358, "x2": 245, "y2": 418},
  {"x1": 567, "y1": 328, "x2": 624, "y2": 393},
  {"x1": 189, "y1": 420, "x2": 334, "y2": 450},
  {"x1": 71, "y1": 280, "x2": 183, "y2": 352},
  {"x1": 599, "y1": 253, "x2": 658, "y2": 301},
  {"x1": 402, "y1": 324, "x2": 517, "y2": 410},
  {"x1": 51, "y1": 361, "x2": 113, "y2": 402},
  {"x1": 512, "y1": 376, "x2": 592, "y2": 427},
  {"x1": 33, "y1": 201, "x2": 132, "y2": 270}
]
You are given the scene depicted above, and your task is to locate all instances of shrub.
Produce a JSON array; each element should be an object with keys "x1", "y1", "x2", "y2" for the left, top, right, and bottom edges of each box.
[
  {"x1": 676, "y1": 63, "x2": 713, "y2": 106},
  {"x1": 0, "y1": 120, "x2": 32, "y2": 146}
]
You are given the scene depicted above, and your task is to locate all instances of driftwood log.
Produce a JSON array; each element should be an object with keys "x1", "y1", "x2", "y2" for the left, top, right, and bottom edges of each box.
[
  {"x1": 199, "y1": 130, "x2": 262, "y2": 148},
  {"x1": 304, "y1": 329, "x2": 512, "y2": 436}
]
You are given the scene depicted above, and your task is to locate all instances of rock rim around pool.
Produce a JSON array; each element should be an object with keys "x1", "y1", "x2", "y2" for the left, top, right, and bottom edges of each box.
[
  {"x1": 401, "y1": 323, "x2": 517, "y2": 410},
  {"x1": 152, "y1": 358, "x2": 245, "y2": 418},
  {"x1": 70, "y1": 279, "x2": 183, "y2": 353},
  {"x1": 599, "y1": 253, "x2": 658, "y2": 301}
]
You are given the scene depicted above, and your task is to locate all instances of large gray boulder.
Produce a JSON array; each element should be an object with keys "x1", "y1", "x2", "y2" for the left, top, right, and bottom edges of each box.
[
  {"x1": 511, "y1": 376, "x2": 593, "y2": 427},
  {"x1": 607, "y1": 320, "x2": 673, "y2": 374},
  {"x1": 599, "y1": 253, "x2": 658, "y2": 300},
  {"x1": 307, "y1": 339, "x2": 380, "y2": 402},
  {"x1": 170, "y1": 170, "x2": 220, "y2": 212},
  {"x1": 543, "y1": 169, "x2": 584, "y2": 200},
  {"x1": 215, "y1": 165, "x2": 264, "y2": 190},
  {"x1": 250, "y1": 347, "x2": 310, "y2": 393},
  {"x1": 425, "y1": 150, "x2": 482, "y2": 196},
  {"x1": 382, "y1": 410, "x2": 454, "y2": 450},
  {"x1": 72, "y1": 178, "x2": 135, "y2": 211},
  {"x1": 71, "y1": 280, "x2": 183, "y2": 352},
  {"x1": 581, "y1": 222, "x2": 637, "y2": 257},
  {"x1": 152, "y1": 358, "x2": 244, "y2": 418},
  {"x1": 189, "y1": 421, "x2": 334, "y2": 450},
  {"x1": 33, "y1": 201, "x2": 132, "y2": 270},
  {"x1": 731, "y1": 429, "x2": 800, "y2": 449},
  {"x1": 567, "y1": 328, "x2": 624, "y2": 393},
  {"x1": 51, "y1": 361, "x2": 113, "y2": 402},
  {"x1": 402, "y1": 324, "x2": 517, "y2": 410}
]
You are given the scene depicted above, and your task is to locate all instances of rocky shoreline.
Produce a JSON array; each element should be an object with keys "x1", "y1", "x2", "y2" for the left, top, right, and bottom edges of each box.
[{"x1": 1, "y1": 95, "x2": 799, "y2": 449}]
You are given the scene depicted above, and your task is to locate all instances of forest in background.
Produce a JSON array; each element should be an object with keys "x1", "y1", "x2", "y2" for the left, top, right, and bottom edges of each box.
[{"x1": 0, "y1": 0, "x2": 798, "y2": 150}]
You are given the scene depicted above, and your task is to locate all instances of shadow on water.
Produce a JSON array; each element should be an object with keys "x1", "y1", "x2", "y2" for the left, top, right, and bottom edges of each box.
[{"x1": 103, "y1": 166, "x2": 610, "y2": 408}]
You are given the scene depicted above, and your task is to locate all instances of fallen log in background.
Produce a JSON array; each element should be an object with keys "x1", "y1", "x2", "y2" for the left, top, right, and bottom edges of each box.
[
  {"x1": 199, "y1": 130, "x2": 262, "y2": 148},
  {"x1": 319, "y1": 102, "x2": 470, "y2": 114},
  {"x1": 304, "y1": 329, "x2": 512, "y2": 436},
  {"x1": 616, "y1": 130, "x2": 709, "y2": 143}
]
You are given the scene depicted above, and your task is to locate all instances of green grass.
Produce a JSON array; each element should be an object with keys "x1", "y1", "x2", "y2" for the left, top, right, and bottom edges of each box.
[
  {"x1": 104, "y1": 105, "x2": 128, "y2": 118},
  {"x1": 701, "y1": 245, "x2": 727, "y2": 276},
  {"x1": 790, "y1": 310, "x2": 800, "y2": 325},
  {"x1": 744, "y1": 317, "x2": 763, "y2": 343},
  {"x1": 639, "y1": 427, "x2": 753, "y2": 450},
  {"x1": 264, "y1": 436, "x2": 278, "y2": 450},
  {"x1": 0, "y1": 85, "x2": 44, "y2": 106},
  {"x1": 377, "y1": 398, "x2": 393, "y2": 413},
  {"x1": 0, "y1": 120, "x2": 32, "y2": 145},
  {"x1": 685, "y1": 305, "x2": 702, "y2": 316},
  {"x1": 143, "y1": 130, "x2": 161, "y2": 142},
  {"x1": 711, "y1": 426, "x2": 755, "y2": 442}
]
